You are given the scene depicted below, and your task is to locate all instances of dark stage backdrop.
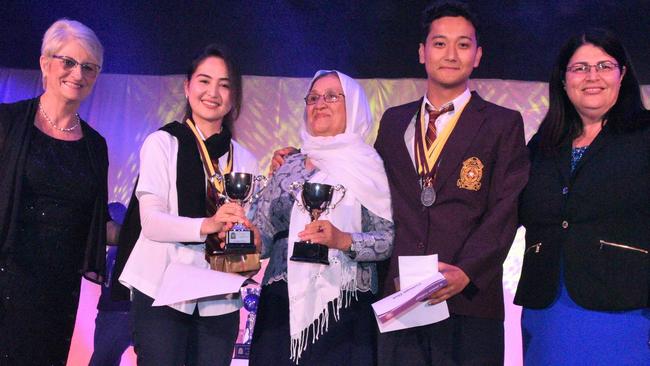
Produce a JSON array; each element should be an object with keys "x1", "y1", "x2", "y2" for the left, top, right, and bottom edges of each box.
[{"x1": 1, "y1": 1, "x2": 650, "y2": 82}]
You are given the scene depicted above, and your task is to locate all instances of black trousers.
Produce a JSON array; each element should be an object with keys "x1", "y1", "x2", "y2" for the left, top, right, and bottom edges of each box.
[
  {"x1": 377, "y1": 314, "x2": 504, "y2": 366},
  {"x1": 132, "y1": 289, "x2": 239, "y2": 366}
]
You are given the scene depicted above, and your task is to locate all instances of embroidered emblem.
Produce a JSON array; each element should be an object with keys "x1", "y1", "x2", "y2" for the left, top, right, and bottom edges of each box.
[{"x1": 457, "y1": 157, "x2": 483, "y2": 191}]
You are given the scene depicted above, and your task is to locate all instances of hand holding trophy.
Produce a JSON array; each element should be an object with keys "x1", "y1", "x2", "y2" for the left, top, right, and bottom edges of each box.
[
  {"x1": 206, "y1": 172, "x2": 266, "y2": 275},
  {"x1": 222, "y1": 172, "x2": 267, "y2": 254},
  {"x1": 289, "y1": 181, "x2": 346, "y2": 265}
]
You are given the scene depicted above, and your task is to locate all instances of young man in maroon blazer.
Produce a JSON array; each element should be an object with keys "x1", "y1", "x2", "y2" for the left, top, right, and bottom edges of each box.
[{"x1": 373, "y1": 2, "x2": 529, "y2": 365}]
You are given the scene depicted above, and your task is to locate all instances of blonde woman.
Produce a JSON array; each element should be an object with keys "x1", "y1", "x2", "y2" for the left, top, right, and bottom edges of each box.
[{"x1": 0, "y1": 19, "x2": 109, "y2": 365}]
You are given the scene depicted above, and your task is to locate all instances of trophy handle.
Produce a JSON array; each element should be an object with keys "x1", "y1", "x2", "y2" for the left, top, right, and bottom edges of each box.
[
  {"x1": 209, "y1": 172, "x2": 230, "y2": 204},
  {"x1": 250, "y1": 175, "x2": 269, "y2": 202},
  {"x1": 288, "y1": 181, "x2": 305, "y2": 209},
  {"x1": 327, "y1": 184, "x2": 347, "y2": 210}
]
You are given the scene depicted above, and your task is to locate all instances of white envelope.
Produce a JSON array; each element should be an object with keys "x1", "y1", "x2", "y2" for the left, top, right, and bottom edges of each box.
[
  {"x1": 372, "y1": 254, "x2": 450, "y2": 333},
  {"x1": 399, "y1": 254, "x2": 439, "y2": 288}
]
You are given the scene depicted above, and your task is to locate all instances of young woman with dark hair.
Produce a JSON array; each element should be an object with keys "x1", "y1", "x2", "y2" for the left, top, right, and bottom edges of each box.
[{"x1": 119, "y1": 43, "x2": 259, "y2": 366}]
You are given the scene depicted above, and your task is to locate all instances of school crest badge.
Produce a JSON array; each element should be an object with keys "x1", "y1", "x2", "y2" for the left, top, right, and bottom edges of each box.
[{"x1": 457, "y1": 157, "x2": 483, "y2": 191}]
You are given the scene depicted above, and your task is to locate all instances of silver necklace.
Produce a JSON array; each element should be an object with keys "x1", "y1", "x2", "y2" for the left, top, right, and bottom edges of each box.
[{"x1": 38, "y1": 102, "x2": 80, "y2": 133}]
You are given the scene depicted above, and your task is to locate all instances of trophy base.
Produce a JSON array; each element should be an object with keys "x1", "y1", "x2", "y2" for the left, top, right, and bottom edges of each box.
[
  {"x1": 207, "y1": 253, "x2": 261, "y2": 274},
  {"x1": 225, "y1": 230, "x2": 257, "y2": 254},
  {"x1": 290, "y1": 241, "x2": 330, "y2": 265},
  {"x1": 223, "y1": 244, "x2": 257, "y2": 255},
  {"x1": 233, "y1": 343, "x2": 250, "y2": 359}
]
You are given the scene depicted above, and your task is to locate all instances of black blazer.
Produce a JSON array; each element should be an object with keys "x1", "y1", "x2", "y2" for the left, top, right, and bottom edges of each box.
[
  {"x1": 514, "y1": 116, "x2": 650, "y2": 311},
  {"x1": 375, "y1": 92, "x2": 529, "y2": 320}
]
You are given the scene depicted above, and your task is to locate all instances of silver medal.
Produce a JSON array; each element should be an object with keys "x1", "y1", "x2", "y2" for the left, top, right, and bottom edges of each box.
[{"x1": 421, "y1": 185, "x2": 436, "y2": 207}]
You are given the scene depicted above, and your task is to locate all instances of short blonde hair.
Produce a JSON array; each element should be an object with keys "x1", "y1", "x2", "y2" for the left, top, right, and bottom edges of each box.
[{"x1": 41, "y1": 19, "x2": 104, "y2": 66}]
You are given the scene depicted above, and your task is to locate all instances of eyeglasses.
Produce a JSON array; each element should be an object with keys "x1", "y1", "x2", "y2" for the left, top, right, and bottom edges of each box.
[
  {"x1": 304, "y1": 92, "x2": 345, "y2": 105},
  {"x1": 51, "y1": 55, "x2": 101, "y2": 77},
  {"x1": 566, "y1": 61, "x2": 619, "y2": 74}
]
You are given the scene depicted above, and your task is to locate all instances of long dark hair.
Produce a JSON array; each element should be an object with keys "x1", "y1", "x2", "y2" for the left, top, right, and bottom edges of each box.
[
  {"x1": 182, "y1": 43, "x2": 242, "y2": 132},
  {"x1": 537, "y1": 28, "x2": 645, "y2": 152}
]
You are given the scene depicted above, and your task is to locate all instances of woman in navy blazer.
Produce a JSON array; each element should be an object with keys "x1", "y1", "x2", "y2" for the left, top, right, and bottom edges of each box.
[{"x1": 514, "y1": 29, "x2": 650, "y2": 365}]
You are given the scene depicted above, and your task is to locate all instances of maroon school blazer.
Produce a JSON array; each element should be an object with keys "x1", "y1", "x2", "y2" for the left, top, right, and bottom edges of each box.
[{"x1": 374, "y1": 92, "x2": 529, "y2": 320}]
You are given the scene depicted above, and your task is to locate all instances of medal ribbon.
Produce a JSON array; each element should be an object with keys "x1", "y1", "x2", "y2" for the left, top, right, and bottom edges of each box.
[
  {"x1": 414, "y1": 101, "x2": 465, "y2": 183},
  {"x1": 185, "y1": 118, "x2": 233, "y2": 193},
  {"x1": 185, "y1": 118, "x2": 234, "y2": 254}
]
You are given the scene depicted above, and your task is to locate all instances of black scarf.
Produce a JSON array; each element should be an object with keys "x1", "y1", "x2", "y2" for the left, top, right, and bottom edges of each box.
[
  {"x1": 174, "y1": 121, "x2": 232, "y2": 219},
  {"x1": 111, "y1": 121, "x2": 232, "y2": 300}
]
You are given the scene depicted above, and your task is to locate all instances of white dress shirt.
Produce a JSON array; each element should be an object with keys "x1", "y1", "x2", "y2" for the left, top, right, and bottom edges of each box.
[{"x1": 404, "y1": 88, "x2": 472, "y2": 168}]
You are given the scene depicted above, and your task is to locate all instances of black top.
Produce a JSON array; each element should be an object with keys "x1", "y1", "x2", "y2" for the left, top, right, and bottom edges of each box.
[
  {"x1": 515, "y1": 114, "x2": 650, "y2": 311},
  {"x1": 13, "y1": 128, "x2": 97, "y2": 276},
  {"x1": 0, "y1": 97, "x2": 109, "y2": 283}
]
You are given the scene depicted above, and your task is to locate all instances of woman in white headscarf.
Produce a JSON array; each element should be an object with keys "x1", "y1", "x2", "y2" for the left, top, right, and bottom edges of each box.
[{"x1": 248, "y1": 70, "x2": 394, "y2": 365}]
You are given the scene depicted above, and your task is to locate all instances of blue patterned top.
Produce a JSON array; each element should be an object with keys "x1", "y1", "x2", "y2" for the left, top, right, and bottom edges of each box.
[
  {"x1": 250, "y1": 154, "x2": 394, "y2": 293},
  {"x1": 570, "y1": 146, "x2": 589, "y2": 173}
]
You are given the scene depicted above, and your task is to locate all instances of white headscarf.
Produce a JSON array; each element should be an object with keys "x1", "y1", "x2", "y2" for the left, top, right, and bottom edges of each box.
[{"x1": 287, "y1": 70, "x2": 392, "y2": 363}]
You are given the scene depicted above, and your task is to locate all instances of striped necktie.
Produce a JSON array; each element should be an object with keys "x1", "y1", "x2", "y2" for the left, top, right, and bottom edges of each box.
[{"x1": 425, "y1": 103, "x2": 454, "y2": 149}]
